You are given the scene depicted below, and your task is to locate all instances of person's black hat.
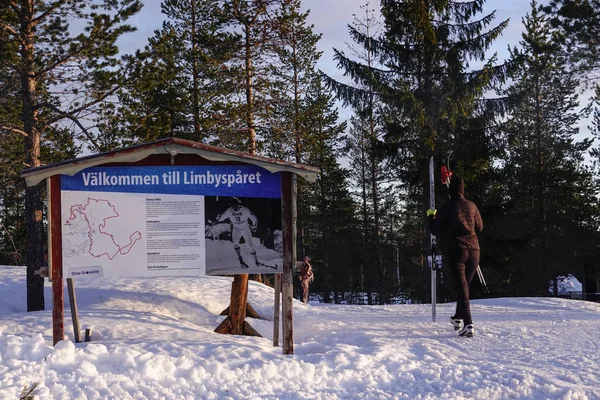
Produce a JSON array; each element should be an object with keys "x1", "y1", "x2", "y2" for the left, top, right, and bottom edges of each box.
[{"x1": 449, "y1": 176, "x2": 465, "y2": 197}]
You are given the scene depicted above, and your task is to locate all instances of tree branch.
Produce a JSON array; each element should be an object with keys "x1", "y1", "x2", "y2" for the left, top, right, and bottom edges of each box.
[
  {"x1": 34, "y1": 51, "x2": 85, "y2": 79},
  {"x1": 44, "y1": 86, "x2": 118, "y2": 122},
  {"x1": 0, "y1": 20, "x2": 18, "y2": 37},
  {"x1": 43, "y1": 102, "x2": 102, "y2": 150},
  {"x1": 0, "y1": 21, "x2": 26, "y2": 47},
  {"x1": 34, "y1": 16, "x2": 114, "y2": 78},
  {"x1": 34, "y1": 0, "x2": 69, "y2": 24},
  {"x1": 0, "y1": 123, "x2": 28, "y2": 137},
  {"x1": 8, "y1": 1, "x2": 19, "y2": 15}
]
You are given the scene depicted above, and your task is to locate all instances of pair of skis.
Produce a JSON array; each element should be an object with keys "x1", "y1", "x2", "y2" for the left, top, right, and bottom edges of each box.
[
  {"x1": 428, "y1": 155, "x2": 488, "y2": 322},
  {"x1": 241, "y1": 260, "x2": 278, "y2": 270},
  {"x1": 428, "y1": 157, "x2": 442, "y2": 322},
  {"x1": 257, "y1": 261, "x2": 279, "y2": 270}
]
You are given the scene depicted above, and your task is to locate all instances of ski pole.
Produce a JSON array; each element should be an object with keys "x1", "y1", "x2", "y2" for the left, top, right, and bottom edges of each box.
[{"x1": 476, "y1": 265, "x2": 488, "y2": 292}]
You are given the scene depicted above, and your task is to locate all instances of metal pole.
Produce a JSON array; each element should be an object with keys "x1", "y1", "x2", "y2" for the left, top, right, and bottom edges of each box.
[{"x1": 67, "y1": 278, "x2": 82, "y2": 343}]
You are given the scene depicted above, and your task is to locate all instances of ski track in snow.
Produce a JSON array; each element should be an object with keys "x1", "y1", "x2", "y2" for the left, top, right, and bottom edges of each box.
[{"x1": 0, "y1": 265, "x2": 599, "y2": 400}]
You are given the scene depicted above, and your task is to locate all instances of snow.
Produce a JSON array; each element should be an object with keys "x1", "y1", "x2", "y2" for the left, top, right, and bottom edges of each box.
[{"x1": 1, "y1": 266, "x2": 599, "y2": 399}]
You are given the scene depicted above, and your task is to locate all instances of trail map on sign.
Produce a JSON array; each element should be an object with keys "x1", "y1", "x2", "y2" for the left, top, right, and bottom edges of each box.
[{"x1": 64, "y1": 197, "x2": 142, "y2": 260}]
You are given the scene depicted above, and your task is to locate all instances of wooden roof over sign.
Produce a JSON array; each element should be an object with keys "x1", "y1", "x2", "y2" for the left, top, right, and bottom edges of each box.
[{"x1": 21, "y1": 138, "x2": 321, "y2": 186}]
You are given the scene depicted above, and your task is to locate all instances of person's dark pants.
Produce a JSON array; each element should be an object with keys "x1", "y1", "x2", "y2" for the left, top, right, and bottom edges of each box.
[
  {"x1": 301, "y1": 280, "x2": 310, "y2": 303},
  {"x1": 448, "y1": 248, "x2": 480, "y2": 325}
]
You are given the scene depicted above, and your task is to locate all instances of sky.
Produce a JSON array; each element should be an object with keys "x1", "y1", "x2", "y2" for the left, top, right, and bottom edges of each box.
[{"x1": 0, "y1": 265, "x2": 598, "y2": 399}]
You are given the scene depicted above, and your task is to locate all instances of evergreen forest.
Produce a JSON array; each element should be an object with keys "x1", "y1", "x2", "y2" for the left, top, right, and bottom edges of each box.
[{"x1": 2, "y1": 0, "x2": 600, "y2": 309}]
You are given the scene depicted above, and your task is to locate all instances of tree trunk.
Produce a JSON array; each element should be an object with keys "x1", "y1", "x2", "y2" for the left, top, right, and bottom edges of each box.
[
  {"x1": 292, "y1": 37, "x2": 305, "y2": 262},
  {"x1": 191, "y1": 0, "x2": 202, "y2": 138},
  {"x1": 20, "y1": 0, "x2": 45, "y2": 311},
  {"x1": 535, "y1": 77, "x2": 548, "y2": 295},
  {"x1": 365, "y1": 19, "x2": 384, "y2": 305},
  {"x1": 245, "y1": 24, "x2": 256, "y2": 154},
  {"x1": 225, "y1": 20, "x2": 259, "y2": 333}
]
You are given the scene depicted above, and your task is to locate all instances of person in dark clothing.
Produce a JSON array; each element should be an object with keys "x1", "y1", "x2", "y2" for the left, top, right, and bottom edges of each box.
[{"x1": 428, "y1": 176, "x2": 483, "y2": 337}]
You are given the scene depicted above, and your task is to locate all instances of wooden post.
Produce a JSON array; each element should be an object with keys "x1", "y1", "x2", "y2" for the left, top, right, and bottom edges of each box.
[
  {"x1": 214, "y1": 273, "x2": 261, "y2": 337},
  {"x1": 220, "y1": 303, "x2": 263, "y2": 319},
  {"x1": 273, "y1": 274, "x2": 281, "y2": 346},
  {"x1": 49, "y1": 175, "x2": 64, "y2": 345},
  {"x1": 281, "y1": 172, "x2": 296, "y2": 355},
  {"x1": 229, "y1": 274, "x2": 248, "y2": 335},
  {"x1": 67, "y1": 278, "x2": 82, "y2": 343}
]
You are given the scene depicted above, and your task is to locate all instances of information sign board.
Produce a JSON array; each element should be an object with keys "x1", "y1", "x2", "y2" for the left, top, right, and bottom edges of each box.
[{"x1": 61, "y1": 166, "x2": 282, "y2": 278}]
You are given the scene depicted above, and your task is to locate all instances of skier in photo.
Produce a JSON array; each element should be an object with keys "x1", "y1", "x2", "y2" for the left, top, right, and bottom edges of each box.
[
  {"x1": 216, "y1": 197, "x2": 259, "y2": 268},
  {"x1": 299, "y1": 256, "x2": 314, "y2": 303},
  {"x1": 427, "y1": 176, "x2": 483, "y2": 337}
]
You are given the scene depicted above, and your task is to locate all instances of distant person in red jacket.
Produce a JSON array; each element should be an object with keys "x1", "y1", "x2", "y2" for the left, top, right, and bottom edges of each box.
[
  {"x1": 428, "y1": 176, "x2": 483, "y2": 337},
  {"x1": 299, "y1": 256, "x2": 314, "y2": 304}
]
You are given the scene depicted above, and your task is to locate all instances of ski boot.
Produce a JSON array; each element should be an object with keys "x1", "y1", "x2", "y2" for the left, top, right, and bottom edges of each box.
[
  {"x1": 458, "y1": 324, "x2": 474, "y2": 337},
  {"x1": 450, "y1": 316, "x2": 463, "y2": 331}
]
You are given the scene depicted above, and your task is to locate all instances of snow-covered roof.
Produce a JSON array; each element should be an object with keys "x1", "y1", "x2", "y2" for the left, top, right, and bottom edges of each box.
[{"x1": 20, "y1": 138, "x2": 320, "y2": 186}]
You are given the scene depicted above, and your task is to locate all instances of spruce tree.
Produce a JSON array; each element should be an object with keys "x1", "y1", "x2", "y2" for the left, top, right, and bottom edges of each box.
[
  {"x1": 346, "y1": 114, "x2": 379, "y2": 304},
  {"x1": 325, "y1": 0, "x2": 509, "y2": 300},
  {"x1": 496, "y1": 1, "x2": 598, "y2": 296},
  {"x1": 543, "y1": 0, "x2": 600, "y2": 84},
  {"x1": 326, "y1": 3, "x2": 388, "y2": 304},
  {"x1": 300, "y1": 76, "x2": 357, "y2": 303}
]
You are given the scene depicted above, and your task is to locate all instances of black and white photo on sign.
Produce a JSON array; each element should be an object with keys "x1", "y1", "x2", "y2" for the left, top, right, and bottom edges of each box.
[{"x1": 204, "y1": 196, "x2": 282, "y2": 275}]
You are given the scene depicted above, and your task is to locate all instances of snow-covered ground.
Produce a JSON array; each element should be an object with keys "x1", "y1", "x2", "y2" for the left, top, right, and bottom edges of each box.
[{"x1": 1, "y1": 265, "x2": 599, "y2": 400}]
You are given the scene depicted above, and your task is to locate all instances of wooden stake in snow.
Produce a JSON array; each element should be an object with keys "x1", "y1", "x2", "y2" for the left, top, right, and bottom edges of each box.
[{"x1": 273, "y1": 274, "x2": 281, "y2": 347}]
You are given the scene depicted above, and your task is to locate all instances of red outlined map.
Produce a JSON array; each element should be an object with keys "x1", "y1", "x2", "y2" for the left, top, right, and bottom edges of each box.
[{"x1": 64, "y1": 197, "x2": 142, "y2": 260}]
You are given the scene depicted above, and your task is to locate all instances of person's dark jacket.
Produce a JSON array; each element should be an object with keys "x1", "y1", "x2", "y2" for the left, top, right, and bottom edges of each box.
[{"x1": 429, "y1": 177, "x2": 483, "y2": 250}]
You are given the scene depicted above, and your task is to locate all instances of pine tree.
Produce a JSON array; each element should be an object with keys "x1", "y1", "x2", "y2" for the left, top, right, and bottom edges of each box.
[
  {"x1": 106, "y1": 0, "x2": 239, "y2": 145},
  {"x1": 495, "y1": 1, "x2": 598, "y2": 296},
  {"x1": 0, "y1": 7, "x2": 24, "y2": 264},
  {"x1": 101, "y1": 29, "x2": 189, "y2": 146},
  {"x1": 0, "y1": 0, "x2": 141, "y2": 311},
  {"x1": 224, "y1": 0, "x2": 281, "y2": 154},
  {"x1": 264, "y1": 0, "x2": 326, "y2": 275},
  {"x1": 264, "y1": 0, "x2": 322, "y2": 162}
]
